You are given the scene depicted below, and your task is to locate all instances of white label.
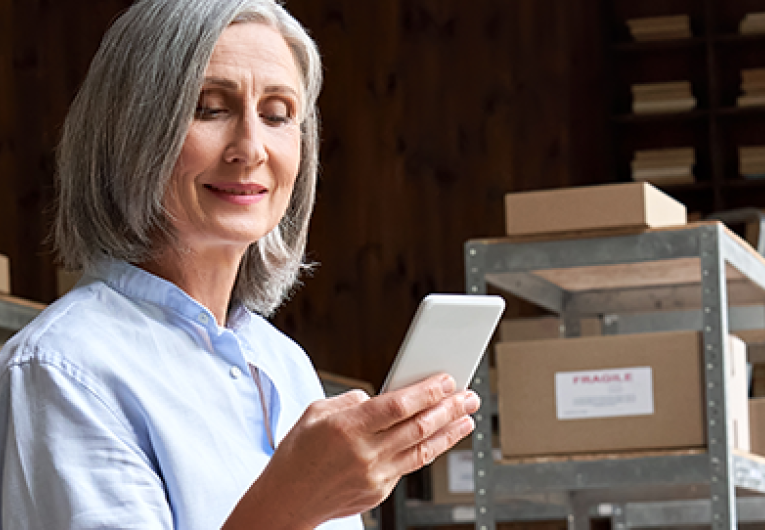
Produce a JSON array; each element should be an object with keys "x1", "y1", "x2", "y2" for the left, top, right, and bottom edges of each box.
[
  {"x1": 555, "y1": 366, "x2": 654, "y2": 420},
  {"x1": 447, "y1": 448, "x2": 503, "y2": 493},
  {"x1": 451, "y1": 506, "x2": 476, "y2": 522}
]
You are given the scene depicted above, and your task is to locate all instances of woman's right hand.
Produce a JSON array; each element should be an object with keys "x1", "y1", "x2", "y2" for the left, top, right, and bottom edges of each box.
[{"x1": 223, "y1": 373, "x2": 479, "y2": 529}]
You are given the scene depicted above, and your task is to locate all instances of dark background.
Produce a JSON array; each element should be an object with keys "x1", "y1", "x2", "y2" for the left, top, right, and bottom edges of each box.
[{"x1": 0, "y1": 0, "x2": 609, "y2": 390}]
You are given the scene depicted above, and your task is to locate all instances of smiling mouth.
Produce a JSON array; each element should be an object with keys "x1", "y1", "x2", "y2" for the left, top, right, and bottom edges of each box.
[{"x1": 204, "y1": 184, "x2": 266, "y2": 196}]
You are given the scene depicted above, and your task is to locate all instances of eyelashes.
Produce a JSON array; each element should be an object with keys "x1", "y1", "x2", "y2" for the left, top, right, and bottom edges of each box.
[{"x1": 194, "y1": 94, "x2": 296, "y2": 126}]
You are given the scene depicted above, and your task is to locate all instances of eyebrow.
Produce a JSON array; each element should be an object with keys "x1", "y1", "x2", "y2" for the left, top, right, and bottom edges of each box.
[{"x1": 202, "y1": 76, "x2": 300, "y2": 99}]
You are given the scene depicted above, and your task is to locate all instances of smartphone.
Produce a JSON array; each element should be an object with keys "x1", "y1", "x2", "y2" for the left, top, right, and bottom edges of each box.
[{"x1": 380, "y1": 294, "x2": 506, "y2": 393}]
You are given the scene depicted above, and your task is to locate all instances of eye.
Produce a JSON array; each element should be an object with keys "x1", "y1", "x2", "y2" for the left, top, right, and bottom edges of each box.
[
  {"x1": 260, "y1": 99, "x2": 294, "y2": 125},
  {"x1": 195, "y1": 91, "x2": 229, "y2": 120}
]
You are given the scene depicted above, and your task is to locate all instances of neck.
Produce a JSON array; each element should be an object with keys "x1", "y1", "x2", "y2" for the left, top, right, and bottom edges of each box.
[{"x1": 140, "y1": 245, "x2": 245, "y2": 327}]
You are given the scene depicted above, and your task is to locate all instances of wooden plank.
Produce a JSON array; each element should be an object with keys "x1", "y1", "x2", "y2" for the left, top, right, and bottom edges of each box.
[{"x1": 534, "y1": 258, "x2": 744, "y2": 292}]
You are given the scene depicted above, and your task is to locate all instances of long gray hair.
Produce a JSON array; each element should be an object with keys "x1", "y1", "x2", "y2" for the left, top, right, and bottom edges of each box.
[{"x1": 54, "y1": 0, "x2": 322, "y2": 316}]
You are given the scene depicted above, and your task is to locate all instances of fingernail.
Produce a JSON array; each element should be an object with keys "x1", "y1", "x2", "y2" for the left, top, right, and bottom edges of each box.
[
  {"x1": 441, "y1": 375, "x2": 456, "y2": 395},
  {"x1": 460, "y1": 416, "x2": 475, "y2": 436},
  {"x1": 464, "y1": 391, "x2": 480, "y2": 413}
]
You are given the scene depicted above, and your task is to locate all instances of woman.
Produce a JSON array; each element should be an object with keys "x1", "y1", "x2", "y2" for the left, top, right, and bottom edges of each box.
[{"x1": 0, "y1": 0, "x2": 479, "y2": 528}]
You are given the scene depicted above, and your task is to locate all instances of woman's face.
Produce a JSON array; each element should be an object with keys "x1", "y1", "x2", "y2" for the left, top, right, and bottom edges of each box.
[{"x1": 165, "y1": 22, "x2": 302, "y2": 257}]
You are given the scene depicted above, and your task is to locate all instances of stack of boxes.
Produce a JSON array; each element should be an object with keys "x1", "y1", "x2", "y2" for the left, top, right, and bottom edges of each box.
[
  {"x1": 626, "y1": 15, "x2": 691, "y2": 42},
  {"x1": 631, "y1": 81, "x2": 696, "y2": 115},
  {"x1": 739, "y1": 145, "x2": 765, "y2": 179},
  {"x1": 631, "y1": 147, "x2": 695, "y2": 186},
  {"x1": 740, "y1": 12, "x2": 765, "y2": 35},
  {"x1": 738, "y1": 68, "x2": 765, "y2": 108}
]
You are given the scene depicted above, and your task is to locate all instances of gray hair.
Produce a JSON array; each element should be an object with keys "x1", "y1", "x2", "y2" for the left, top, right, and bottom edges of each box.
[{"x1": 54, "y1": 0, "x2": 322, "y2": 316}]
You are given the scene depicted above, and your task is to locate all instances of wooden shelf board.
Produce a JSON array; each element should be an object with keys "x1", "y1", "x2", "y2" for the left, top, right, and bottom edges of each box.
[
  {"x1": 714, "y1": 33, "x2": 765, "y2": 45},
  {"x1": 612, "y1": 110, "x2": 708, "y2": 123},
  {"x1": 613, "y1": 38, "x2": 707, "y2": 52}
]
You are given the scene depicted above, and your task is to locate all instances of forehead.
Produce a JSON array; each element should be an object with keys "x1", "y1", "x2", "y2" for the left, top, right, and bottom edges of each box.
[{"x1": 206, "y1": 22, "x2": 301, "y2": 90}]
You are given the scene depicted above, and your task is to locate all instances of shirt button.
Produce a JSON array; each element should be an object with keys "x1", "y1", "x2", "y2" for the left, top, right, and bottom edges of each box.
[
  {"x1": 197, "y1": 313, "x2": 209, "y2": 325},
  {"x1": 230, "y1": 366, "x2": 242, "y2": 379}
]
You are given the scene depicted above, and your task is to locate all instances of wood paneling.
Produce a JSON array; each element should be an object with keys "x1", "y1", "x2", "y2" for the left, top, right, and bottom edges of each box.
[
  {"x1": 276, "y1": 0, "x2": 608, "y2": 389},
  {"x1": 0, "y1": 0, "x2": 133, "y2": 301},
  {"x1": 0, "y1": 0, "x2": 608, "y2": 390}
]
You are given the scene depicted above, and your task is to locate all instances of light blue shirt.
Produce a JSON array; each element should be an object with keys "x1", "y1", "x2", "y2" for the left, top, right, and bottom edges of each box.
[{"x1": 0, "y1": 260, "x2": 362, "y2": 529}]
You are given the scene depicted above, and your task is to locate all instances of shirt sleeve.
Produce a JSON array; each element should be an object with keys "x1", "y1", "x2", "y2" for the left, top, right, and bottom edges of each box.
[{"x1": 0, "y1": 353, "x2": 174, "y2": 530}]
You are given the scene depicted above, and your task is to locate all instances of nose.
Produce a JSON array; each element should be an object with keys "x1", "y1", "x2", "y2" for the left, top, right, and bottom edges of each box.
[{"x1": 224, "y1": 112, "x2": 267, "y2": 166}]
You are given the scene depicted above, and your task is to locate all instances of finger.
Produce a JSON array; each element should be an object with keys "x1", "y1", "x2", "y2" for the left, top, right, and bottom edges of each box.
[
  {"x1": 304, "y1": 389, "x2": 370, "y2": 423},
  {"x1": 378, "y1": 390, "x2": 480, "y2": 453},
  {"x1": 359, "y1": 373, "x2": 456, "y2": 432},
  {"x1": 394, "y1": 415, "x2": 476, "y2": 475}
]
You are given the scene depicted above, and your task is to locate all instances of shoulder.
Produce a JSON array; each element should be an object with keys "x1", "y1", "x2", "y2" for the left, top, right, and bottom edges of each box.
[{"x1": 0, "y1": 278, "x2": 165, "y2": 393}]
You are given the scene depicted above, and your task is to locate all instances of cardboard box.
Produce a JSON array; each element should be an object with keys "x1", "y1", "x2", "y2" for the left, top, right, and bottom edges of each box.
[
  {"x1": 496, "y1": 331, "x2": 748, "y2": 458},
  {"x1": 0, "y1": 254, "x2": 9, "y2": 295},
  {"x1": 750, "y1": 398, "x2": 765, "y2": 457},
  {"x1": 498, "y1": 316, "x2": 601, "y2": 343},
  {"x1": 504, "y1": 182, "x2": 686, "y2": 237},
  {"x1": 430, "y1": 436, "x2": 501, "y2": 505}
]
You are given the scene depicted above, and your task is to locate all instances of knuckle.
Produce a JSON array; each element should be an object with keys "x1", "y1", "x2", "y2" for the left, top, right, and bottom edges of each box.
[
  {"x1": 425, "y1": 383, "x2": 442, "y2": 406},
  {"x1": 416, "y1": 442, "x2": 435, "y2": 468},
  {"x1": 449, "y1": 394, "x2": 468, "y2": 420},
  {"x1": 345, "y1": 389, "x2": 370, "y2": 403},
  {"x1": 412, "y1": 412, "x2": 434, "y2": 440},
  {"x1": 385, "y1": 395, "x2": 410, "y2": 419}
]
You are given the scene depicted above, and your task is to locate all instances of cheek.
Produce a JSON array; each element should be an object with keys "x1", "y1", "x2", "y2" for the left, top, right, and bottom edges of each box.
[{"x1": 273, "y1": 132, "x2": 302, "y2": 189}]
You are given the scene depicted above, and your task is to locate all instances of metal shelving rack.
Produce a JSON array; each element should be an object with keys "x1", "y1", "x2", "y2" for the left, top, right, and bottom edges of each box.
[{"x1": 463, "y1": 221, "x2": 765, "y2": 530}]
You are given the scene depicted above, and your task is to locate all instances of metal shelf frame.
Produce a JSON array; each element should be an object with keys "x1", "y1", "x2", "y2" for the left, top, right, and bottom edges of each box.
[{"x1": 463, "y1": 223, "x2": 765, "y2": 530}]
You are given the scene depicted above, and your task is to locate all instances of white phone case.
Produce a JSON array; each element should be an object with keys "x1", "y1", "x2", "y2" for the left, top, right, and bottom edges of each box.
[{"x1": 380, "y1": 294, "x2": 506, "y2": 393}]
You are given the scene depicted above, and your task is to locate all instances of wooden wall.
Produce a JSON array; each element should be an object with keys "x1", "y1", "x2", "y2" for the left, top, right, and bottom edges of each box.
[
  {"x1": 0, "y1": 0, "x2": 608, "y2": 390},
  {"x1": 277, "y1": 0, "x2": 609, "y2": 388}
]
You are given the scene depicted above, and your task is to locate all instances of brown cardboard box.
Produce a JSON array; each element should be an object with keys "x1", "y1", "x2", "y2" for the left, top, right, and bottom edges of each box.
[
  {"x1": 504, "y1": 182, "x2": 686, "y2": 237},
  {"x1": 430, "y1": 436, "x2": 501, "y2": 505},
  {"x1": 750, "y1": 398, "x2": 765, "y2": 457},
  {"x1": 0, "y1": 254, "x2": 9, "y2": 295},
  {"x1": 498, "y1": 316, "x2": 601, "y2": 343},
  {"x1": 496, "y1": 331, "x2": 748, "y2": 458}
]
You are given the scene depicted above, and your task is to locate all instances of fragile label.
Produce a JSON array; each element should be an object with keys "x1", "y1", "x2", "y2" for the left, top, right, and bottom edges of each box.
[
  {"x1": 447, "y1": 448, "x2": 502, "y2": 493},
  {"x1": 555, "y1": 366, "x2": 654, "y2": 420}
]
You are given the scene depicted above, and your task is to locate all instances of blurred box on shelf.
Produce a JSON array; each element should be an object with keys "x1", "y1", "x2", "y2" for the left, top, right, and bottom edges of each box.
[
  {"x1": 750, "y1": 398, "x2": 765, "y2": 456},
  {"x1": 631, "y1": 81, "x2": 696, "y2": 115},
  {"x1": 738, "y1": 69, "x2": 765, "y2": 108},
  {"x1": 498, "y1": 316, "x2": 600, "y2": 343},
  {"x1": 504, "y1": 182, "x2": 687, "y2": 238},
  {"x1": 747, "y1": 338, "x2": 765, "y2": 398},
  {"x1": 0, "y1": 254, "x2": 9, "y2": 295},
  {"x1": 318, "y1": 370, "x2": 375, "y2": 397},
  {"x1": 626, "y1": 15, "x2": 691, "y2": 42},
  {"x1": 739, "y1": 145, "x2": 765, "y2": 179},
  {"x1": 631, "y1": 147, "x2": 695, "y2": 186},
  {"x1": 496, "y1": 331, "x2": 749, "y2": 458},
  {"x1": 430, "y1": 435, "x2": 501, "y2": 505},
  {"x1": 740, "y1": 13, "x2": 765, "y2": 35}
]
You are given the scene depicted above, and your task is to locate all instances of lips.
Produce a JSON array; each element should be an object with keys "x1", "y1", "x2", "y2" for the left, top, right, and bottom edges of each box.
[{"x1": 204, "y1": 183, "x2": 267, "y2": 196}]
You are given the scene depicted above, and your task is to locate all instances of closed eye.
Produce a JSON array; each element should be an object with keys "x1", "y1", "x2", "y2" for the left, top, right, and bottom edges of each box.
[
  {"x1": 260, "y1": 98, "x2": 295, "y2": 126},
  {"x1": 195, "y1": 106, "x2": 229, "y2": 120}
]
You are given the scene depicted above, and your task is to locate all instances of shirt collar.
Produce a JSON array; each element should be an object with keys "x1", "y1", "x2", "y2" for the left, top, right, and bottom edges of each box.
[{"x1": 87, "y1": 259, "x2": 253, "y2": 333}]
